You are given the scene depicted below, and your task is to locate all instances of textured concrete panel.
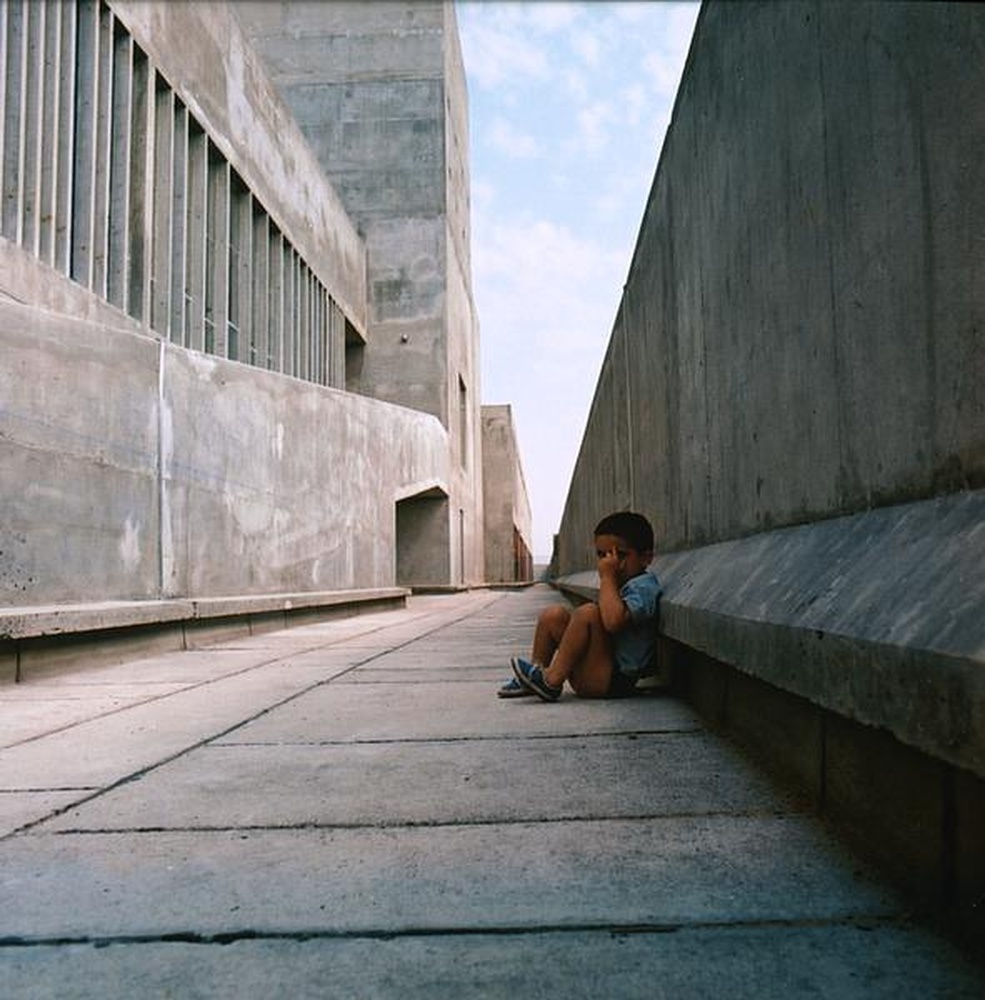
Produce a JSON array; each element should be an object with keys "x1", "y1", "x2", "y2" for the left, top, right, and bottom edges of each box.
[
  {"x1": 0, "y1": 817, "x2": 899, "y2": 940},
  {"x1": 556, "y1": 1, "x2": 985, "y2": 565},
  {"x1": 652, "y1": 492, "x2": 985, "y2": 777},
  {"x1": 0, "y1": 660, "x2": 343, "y2": 791},
  {"x1": 0, "y1": 791, "x2": 83, "y2": 839},
  {"x1": 4, "y1": 926, "x2": 984, "y2": 1000},
  {"x1": 0, "y1": 305, "x2": 160, "y2": 605},
  {"x1": 44, "y1": 731, "x2": 785, "y2": 832},
  {"x1": 220, "y1": 679, "x2": 701, "y2": 744},
  {"x1": 111, "y1": 1, "x2": 368, "y2": 331}
]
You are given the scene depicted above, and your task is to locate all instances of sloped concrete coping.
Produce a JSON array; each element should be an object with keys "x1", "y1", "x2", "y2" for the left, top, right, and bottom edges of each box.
[
  {"x1": 0, "y1": 589, "x2": 409, "y2": 641},
  {"x1": 555, "y1": 490, "x2": 985, "y2": 780}
]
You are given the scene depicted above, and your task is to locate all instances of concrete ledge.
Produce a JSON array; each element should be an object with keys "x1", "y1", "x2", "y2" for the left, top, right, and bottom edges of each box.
[
  {"x1": 0, "y1": 600, "x2": 196, "y2": 641},
  {"x1": 189, "y1": 588, "x2": 409, "y2": 621},
  {"x1": 0, "y1": 588, "x2": 409, "y2": 684},
  {"x1": 0, "y1": 589, "x2": 409, "y2": 642},
  {"x1": 555, "y1": 490, "x2": 985, "y2": 781}
]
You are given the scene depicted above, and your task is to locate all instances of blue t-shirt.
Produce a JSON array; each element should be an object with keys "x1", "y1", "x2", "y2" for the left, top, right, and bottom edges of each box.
[{"x1": 613, "y1": 568, "x2": 662, "y2": 677}]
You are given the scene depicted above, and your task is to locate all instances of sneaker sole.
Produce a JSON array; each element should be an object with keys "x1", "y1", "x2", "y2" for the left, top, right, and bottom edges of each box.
[
  {"x1": 510, "y1": 656, "x2": 561, "y2": 702},
  {"x1": 497, "y1": 681, "x2": 533, "y2": 698}
]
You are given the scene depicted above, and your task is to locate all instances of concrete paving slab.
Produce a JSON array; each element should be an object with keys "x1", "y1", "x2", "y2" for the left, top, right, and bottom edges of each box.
[
  {"x1": 0, "y1": 662, "x2": 346, "y2": 790},
  {"x1": 4, "y1": 925, "x2": 984, "y2": 1000},
  {"x1": 0, "y1": 817, "x2": 899, "y2": 940},
  {"x1": 346, "y1": 648, "x2": 519, "y2": 666},
  {"x1": 13, "y1": 648, "x2": 280, "y2": 686},
  {"x1": 43, "y1": 731, "x2": 792, "y2": 831},
  {"x1": 0, "y1": 691, "x2": 188, "y2": 748},
  {"x1": 217, "y1": 680, "x2": 702, "y2": 743},
  {"x1": 340, "y1": 666, "x2": 530, "y2": 684},
  {"x1": 0, "y1": 791, "x2": 87, "y2": 837},
  {"x1": 2, "y1": 587, "x2": 981, "y2": 996}
]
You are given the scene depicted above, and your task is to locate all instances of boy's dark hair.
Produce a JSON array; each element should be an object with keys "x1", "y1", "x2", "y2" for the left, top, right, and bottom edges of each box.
[{"x1": 593, "y1": 511, "x2": 654, "y2": 554}]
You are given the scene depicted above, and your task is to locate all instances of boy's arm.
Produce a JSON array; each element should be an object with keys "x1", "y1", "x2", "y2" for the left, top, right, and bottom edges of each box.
[{"x1": 597, "y1": 552, "x2": 631, "y2": 633}]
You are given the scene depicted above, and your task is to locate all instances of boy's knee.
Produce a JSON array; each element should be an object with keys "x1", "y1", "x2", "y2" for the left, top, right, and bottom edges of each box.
[
  {"x1": 572, "y1": 602, "x2": 602, "y2": 625},
  {"x1": 539, "y1": 604, "x2": 571, "y2": 629}
]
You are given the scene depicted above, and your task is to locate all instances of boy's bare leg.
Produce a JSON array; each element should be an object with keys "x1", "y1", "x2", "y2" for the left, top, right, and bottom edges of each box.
[
  {"x1": 542, "y1": 602, "x2": 614, "y2": 698},
  {"x1": 530, "y1": 605, "x2": 571, "y2": 668}
]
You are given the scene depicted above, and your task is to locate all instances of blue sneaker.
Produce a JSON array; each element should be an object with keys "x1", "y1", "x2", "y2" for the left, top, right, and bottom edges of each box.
[
  {"x1": 497, "y1": 676, "x2": 533, "y2": 698},
  {"x1": 511, "y1": 656, "x2": 562, "y2": 702}
]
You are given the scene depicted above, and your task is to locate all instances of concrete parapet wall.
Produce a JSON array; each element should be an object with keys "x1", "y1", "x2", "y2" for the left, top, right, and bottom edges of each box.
[
  {"x1": 554, "y1": 490, "x2": 985, "y2": 928},
  {"x1": 656, "y1": 491, "x2": 985, "y2": 779},
  {"x1": 556, "y1": 490, "x2": 985, "y2": 781},
  {"x1": 0, "y1": 300, "x2": 448, "y2": 607},
  {"x1": 482, "y1": 405, "x2": 534, "y2": 583},
  {"x1": 556, "y1": 1, "x2": 985, "y2": 567},
  {"x1": 0, "y1": 588, "x2": 408, "y2": 685}
]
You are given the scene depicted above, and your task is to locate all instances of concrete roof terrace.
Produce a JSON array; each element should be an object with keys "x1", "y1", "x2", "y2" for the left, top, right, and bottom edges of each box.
[{"x1": 1, "y1": 586, "x2": 983, "y2": 997}]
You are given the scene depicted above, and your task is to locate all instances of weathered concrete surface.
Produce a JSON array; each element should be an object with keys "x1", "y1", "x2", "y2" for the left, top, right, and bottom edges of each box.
[
  {"x1": 2, "y1": 587, "x2": 983, "y2": 997},
  {"x1": 111, "y1": 1, "x2": 368, "y2": 333},
  {"x1": 0, "y1": 298, "x2": 449, "y2": 606},
  {"x1": 555, "y1": 0, "x2": 985, "y2": 567},
  {"x1": 482, "y1": 404, "x2": 534, "y2": 583},
  {"x1": 560, "y1": 490, "x2": 985, "y2": 779},
  {"x1": 236, "y1": 1, "x2": 486, "y2": 589}
]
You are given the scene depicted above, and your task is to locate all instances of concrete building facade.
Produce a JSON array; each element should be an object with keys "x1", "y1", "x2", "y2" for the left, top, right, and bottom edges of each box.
[
  {"x1": 481, "y1": 405, "x2": 533, "y2": 584},
  {"x1": 0, "y1": 0, "x2": 526, "y2": 632},
  {"x1": 235, "y1": 1, "x2": 484, "y2": 590}
]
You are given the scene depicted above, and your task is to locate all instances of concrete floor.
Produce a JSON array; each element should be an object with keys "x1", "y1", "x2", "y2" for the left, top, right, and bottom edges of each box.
[{"x1": 2, "y1": 585, "x2": 983, "y2": 998}]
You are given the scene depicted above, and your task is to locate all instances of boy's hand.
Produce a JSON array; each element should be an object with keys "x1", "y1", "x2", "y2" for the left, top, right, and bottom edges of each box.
[
  {"x1": 596, "y1": 547, "x2": 629, "y2": 633},
  {"x1": 597, "y1": 547, "x2": 621, "y2": 580}
]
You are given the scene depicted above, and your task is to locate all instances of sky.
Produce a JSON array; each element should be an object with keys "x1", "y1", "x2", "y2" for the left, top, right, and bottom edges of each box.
[{"x1": 455, "y1": 0, "x2": 700, "y2": 560}]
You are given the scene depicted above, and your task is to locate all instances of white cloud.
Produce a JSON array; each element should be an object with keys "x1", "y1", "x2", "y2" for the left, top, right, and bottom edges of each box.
[
  {"x1": 577, "y1": 99, "x2": 615, "y2": 154},
  {"x1": 457, "y1": 16, "x2": 549, "y2": 89},
  {"x1": 525, "y1": 1, "x2": 580, "y2": 33},
  {"x1": 571, "y1": 29, "x2": 600, "y2": 68},
  {"x1": 619, "y1": 82, "x2": 647, "y2": 127},
  {"x1": 487, "y1": 115, "x2": 543, "y2": 159},
  {"x1": 475, "y1": 213, "x2": 624, "y2": 392},
  {"x1": 641, "y1": 4, "x2": 700, "y2": 97},
  {"x1": 610, "y1": 2, "x2": 655, "y2": 26},
  {"x1": 474, "y1": 213, "x2": 625, "y2": 558}
]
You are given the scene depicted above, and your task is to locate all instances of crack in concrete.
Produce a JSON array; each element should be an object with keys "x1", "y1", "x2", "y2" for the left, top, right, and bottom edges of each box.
[
  {"x1": 42, "y1": 807, "x2": 807, "y2": 836},
  {"x1": 0, "y1": 913, "x2": 912, "y2": 950}
]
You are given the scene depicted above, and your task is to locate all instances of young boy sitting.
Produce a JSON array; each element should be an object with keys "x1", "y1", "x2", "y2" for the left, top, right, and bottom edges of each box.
[{"x1": 501, "y1": 511, "x2": 662, "y2": 702}]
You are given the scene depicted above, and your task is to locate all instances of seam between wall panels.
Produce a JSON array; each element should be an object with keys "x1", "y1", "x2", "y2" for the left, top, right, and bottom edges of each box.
[{"x1": 157, "y1": 336, "x2": 165, "y2": 598}]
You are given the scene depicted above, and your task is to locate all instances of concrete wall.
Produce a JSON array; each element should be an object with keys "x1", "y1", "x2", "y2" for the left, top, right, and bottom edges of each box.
[
  {"x1": 0, "y1": 0, "x2": 497, "y2": 610},
  {"x1": 236, "y1": 0, "x2": 485, "y2": 588},
  {"x1": 0, "y1": 298, "x2": 448, "y2": 605},
  {"x1": 482, "y1": 405, "x2": 534, "y2": 584},
  {"x1": 555, "y1": 0, "x2": 985, "y2": 570},
  {"x1": 111, "y1": 0, "x2": 368, "y2": 337},
  {"x1": 552, "y1": 0, "x2": 985, "y2": 913}
]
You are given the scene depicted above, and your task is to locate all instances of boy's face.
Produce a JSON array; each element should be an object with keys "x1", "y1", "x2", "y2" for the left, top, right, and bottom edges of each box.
[{"x1": 594, "y1": 533, "x2": 651, "y2": 585}]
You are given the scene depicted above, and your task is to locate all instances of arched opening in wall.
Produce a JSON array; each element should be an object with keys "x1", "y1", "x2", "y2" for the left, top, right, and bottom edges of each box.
[{"x1": 396, "y1": 487, "x2": 450, "y2": 590}]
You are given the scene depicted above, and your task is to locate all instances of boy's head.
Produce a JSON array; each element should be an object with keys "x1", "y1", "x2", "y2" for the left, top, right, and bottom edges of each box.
[
  {"x1": 593, "y1": 511, "x2": 654, "y2": 584},
  {"x1": 593, "y1": 511, "x2": 654, "y2": 555}
]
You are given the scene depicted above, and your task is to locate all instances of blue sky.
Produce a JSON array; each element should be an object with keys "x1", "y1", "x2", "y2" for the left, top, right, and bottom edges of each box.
[{"x1": 455, "y1": 0, "x2": 700, "y2": 559}]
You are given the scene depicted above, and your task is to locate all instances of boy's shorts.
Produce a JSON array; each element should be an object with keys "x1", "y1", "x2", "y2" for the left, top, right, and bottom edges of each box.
[{"x1": 607, "y1": 670, "x2": 638, "y2": 699}]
